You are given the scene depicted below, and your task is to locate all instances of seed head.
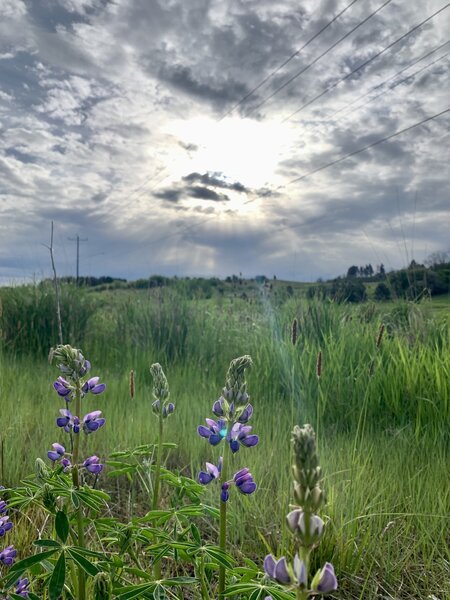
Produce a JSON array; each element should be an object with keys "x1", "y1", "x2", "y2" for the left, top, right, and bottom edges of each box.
[
  {"x1": 129, "y1": 369, "x2": 135, "y2": 400},
  {"x1": 291, "y1": 318, "x2": 298, "y2": 346},
  {"x1": 316, "y1": 350, "x2": 322, "y2": 379},
  {"x1": 376, "y1": 323, "x2": 385, "y2": 349}
]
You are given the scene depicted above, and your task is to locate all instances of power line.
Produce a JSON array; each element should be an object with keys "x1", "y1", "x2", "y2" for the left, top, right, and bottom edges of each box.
[
  {"x1": 219, "y1": 0, "x2": 362, "y2": 120},
  {"x1": 245, "y1": 0, "x2": 393, "y2": 116},
  {"x1": 110, "y1": 0, "x2": 367, "y2": 208},
  {"x1": 341, "y1": 49, "x2": 450, "y2": 118},
  {"x1": 282, "y1": 3, "x2": 450, "y2": 122},
  {"x1": 285, "y1": 108, "x2": 449, "y2": 188},
  {"x1": 331, "y1": 40, "x2": 450, "y2": 118},
  {"x1": 106, "y1": 107, "x2": 449, "y2": 262}
]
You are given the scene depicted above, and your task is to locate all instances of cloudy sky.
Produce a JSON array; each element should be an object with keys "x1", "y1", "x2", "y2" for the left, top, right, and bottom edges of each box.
[{"x1": 0, "y1": 0, "x2": 449, "y2": 283}]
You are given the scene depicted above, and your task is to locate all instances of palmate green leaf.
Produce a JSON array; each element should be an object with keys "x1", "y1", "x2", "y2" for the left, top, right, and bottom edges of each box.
[
  {"x1": 55, "y1": 510, "x2": 69, "y2": 543},
  {"x1": 48, "y1": 552, "x2": 65, "y2": 600},
  {"x1": 67, "y1": 548, "x2": 100, "y2": 577}
]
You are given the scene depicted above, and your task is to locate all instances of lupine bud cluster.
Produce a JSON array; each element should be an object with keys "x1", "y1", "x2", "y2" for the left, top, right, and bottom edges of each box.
[
  {"x1": 150, "y1": 363, "x2": 175, "y2": 418},
  {"x1": 0, "y1": 490, "x2": 16, "y2": 568},
  {"x1": 263, "y1": 425, "x2": 338, "y2": 597},
  {"x1": 197, "y1": 356, "x2": 258, "y2": 502}
]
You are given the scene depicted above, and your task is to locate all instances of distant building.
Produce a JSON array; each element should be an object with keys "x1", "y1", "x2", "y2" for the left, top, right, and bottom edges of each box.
[{"x1": 255, "y1": 275, "x2": 267, "y2": 284}]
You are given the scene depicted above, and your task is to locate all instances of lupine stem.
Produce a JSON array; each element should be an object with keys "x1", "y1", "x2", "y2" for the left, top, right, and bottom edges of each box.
[
  {"x1": 218, "y1": 451, "x2": 228, "y2": 598},
  {"x1": 72, "y1": 384, "x2": 86, "y2": 600},
  {"x1": 152, "y1": 414, "x2": 164, "y2": 580}
]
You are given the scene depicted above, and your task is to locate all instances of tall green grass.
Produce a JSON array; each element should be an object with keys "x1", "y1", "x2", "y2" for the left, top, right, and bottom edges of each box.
[{"x1": 0, "y1": 283, "x2": 449, "y2": 598}]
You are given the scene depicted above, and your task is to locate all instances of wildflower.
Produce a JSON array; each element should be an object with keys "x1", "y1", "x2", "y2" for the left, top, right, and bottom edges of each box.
[
  {"x1": 311, "y1": 562, "x2": 338, "y2": 594},
  {"x1": 0, "y1": 516, "x2": 13, "y2": 536},
  {"x1": 61, "y1": 458, "x2": 72, "y2": 473},
  {"x1": 286, "y1": 509, "x2": 324, "y2": 544},
  {"x1": 198, "y1": 458, "x2": 222, "y2": 485},
  {"x1": 263, "y1": 555, "x2": 291, "y2": 585},
  {"x1": 56, "y1": 409, "x2": 80, "y2": 433},
  {"x1": 219, "y1": 468, "x2": 257, "y2": 502},
  {"x1": 53, "y1": 376, "x2": 72, "y2": 397},
  {"x1": 82, "y1": 411, "x2": 106, "y2": 434},
  {"x1": 0, "y1": 545, "x2": 17, "y2": 566},
  {"x1": 83, "y1": 456, "x2": 104, "y2": 474},
  {"x1": 14, "y1": 577, "x2": 30, "y2": 598},
  {"x1": 221, "y1": 482, "x2": 229, "y2": 502},
  {"x1": 150, "y1": 363, "x2": 169, "y2": 401},
  {"x1": 0, "y1": 500, "x2": 7, "y2": 514},
  {"x1": 227, "y1": 422, "x2": 259, "y2": 453},
  {"x1": 233, "y1": 468, "x2": 257, "y2": 494},
  {"x1": 237, "y1": 403, "x2": 253, "y2": 423},
  {"x1": 162, "y1": 402, "x2": 175, "y2": 418},
  {"x1": 82, "y1": 377, "x2": 106, "y2": 395},
  {"x1": 264, "y1": 553, "x2": 307, "y2": 587},
  {"x1": 47, "y1": 443, "x2": 65, "y2": 462},
  {"x1": 198, "y1": 418, "x2": 228, "y2": 446}
]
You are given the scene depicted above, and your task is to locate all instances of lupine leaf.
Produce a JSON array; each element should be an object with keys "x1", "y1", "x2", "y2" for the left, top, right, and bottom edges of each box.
[
  {"x1": 48, "y1": 552, "x2": 65, "y2": 600},
  {"x1": 33, "y1": 539, "x2": 62, "y2": 548},
  {"x1": 55, "y1": 510, "x2": 69, "y2": 543},
  {"x1": 67, "y1": 548, "x2": 100, "y2": 577}
]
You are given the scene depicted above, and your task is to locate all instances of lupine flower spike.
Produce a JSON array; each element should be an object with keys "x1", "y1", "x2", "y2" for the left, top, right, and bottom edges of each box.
[{"x1": 263, "y1": 424, "x2": 337, "y2": 598}]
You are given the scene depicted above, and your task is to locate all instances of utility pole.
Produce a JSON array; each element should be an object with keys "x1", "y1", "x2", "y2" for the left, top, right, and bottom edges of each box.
[{"x1": 68, "y1": 234, "x2": 88, "y2": 285}]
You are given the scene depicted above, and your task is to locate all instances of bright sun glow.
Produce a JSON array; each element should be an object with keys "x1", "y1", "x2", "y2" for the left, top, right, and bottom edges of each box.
[{"x1": 168, "y1": 117, "x2": 295, "y2": 191}]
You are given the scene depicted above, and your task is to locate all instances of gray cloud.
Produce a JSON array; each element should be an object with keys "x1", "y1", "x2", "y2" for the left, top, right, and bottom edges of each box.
[{"x1": 0, "y1": 0, "x2": 448, "y2": 283}]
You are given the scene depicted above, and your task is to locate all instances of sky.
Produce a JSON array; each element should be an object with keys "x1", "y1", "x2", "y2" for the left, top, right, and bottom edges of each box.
[{"x1": 0, "y1": 0, "x2": 449, "y2": 284}]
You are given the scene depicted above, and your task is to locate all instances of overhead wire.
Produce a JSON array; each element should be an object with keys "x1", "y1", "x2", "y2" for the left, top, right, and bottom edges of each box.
[
  {"x1": 245, "y1": 0, "x2": 393, "y2": 115},
  {"x1": 218, "y1": 0, "x2": 363, "y2": 120},
  {"x1": 108, "y1": 0, "x2": 367, "y2": 208},
  {"x1": 330, "y1": 40, "x2": 450, "y2": 118},
  {"x1": 282, "y1": 3, "x2": 450, "y2": 122},
  {"x1": 105, "y1": 107, "x2": 449, "y2": 262}
]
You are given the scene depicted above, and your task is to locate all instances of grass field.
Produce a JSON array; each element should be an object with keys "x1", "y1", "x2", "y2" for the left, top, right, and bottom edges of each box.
[{"x1": 0, "y1": 282, "x2": 449, "y2": 599}]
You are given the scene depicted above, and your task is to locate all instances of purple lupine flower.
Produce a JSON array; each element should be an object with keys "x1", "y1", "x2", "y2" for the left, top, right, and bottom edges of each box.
[
  {"x1": 0, "y1": 545, "x2": 17, "y2": 566},
  {"x1": 293, "y1": 554, "x2": 307, "y2": 588},
  {"x1": 61, "y1": 458, "x2": 72, "y2": 473},
  {"x1": 14, "y1": 577, "x2": 30, "y2": 598},
  {"x1": 286, "y1": 509, "x2": 324, "y2": 541},
  {"x1": 197, "y1": 418, "x2": 228, "y2": 446},
  {"x1": 263, "y1": 554, "x2": 291, "y2": 584},
  {"x1": 198, "y1": 458, "x2": 222, "y2": 485},
  {"x1": 311, "y1": 562, "x2": 338, "y2": 594},
  {"x1": 227, "y1": 422, "x2": 259, "y2": 454},
  {"x1": 221, "y1": 482, "x2": 229, "y2": 502},
  {"x1": 81, "y1": 376, "x2": 106, "y2": 395},
  {"x1": 162, "y1": 402, "x2": 175, "y2": 417},
  {"x1": 233, "y1": 468, "x2": 257, "y2": 495},
  {"x1": 212, "y1": 398, "x2": 225, "y2": 417},
  {"x1": 56, "y1": 409, "x2": 80, "y2": 433},
  {"x1": 82, "y1": 411, "x2": 105, "y2": 434},
  {"x1": 0, "y1": 500, "x2": 7, "y2": 514},
  {"x1": 83, "y1": 456, "x2": 104, "y2": 474},
  {"x1": 78, "y1": 359, "x2": 91, "y2": 377},
  {"x1": 47, "y1": 443, "x2": 65, "y2": 462},
  {"x1": 53, "y1": 376, "x2": 72, "y2": 397},
  {"x1": 237, "y1": 403, "x2": 253, "y2": 423},
  {"x1": 0, "y1": 516, "x2": 13, "y2": 536}
]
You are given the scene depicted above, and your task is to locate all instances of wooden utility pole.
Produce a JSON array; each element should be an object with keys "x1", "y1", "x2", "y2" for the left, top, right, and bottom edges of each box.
[{"x1": 68, "y1": 234, "x2": 88, "y2": 284}]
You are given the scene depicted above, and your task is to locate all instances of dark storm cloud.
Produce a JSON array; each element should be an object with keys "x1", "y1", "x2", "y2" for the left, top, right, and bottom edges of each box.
[
  {"x1": 188, "y1": 186, "x2": 229, "y2": 201},
  {"x1": 183, "y1": 172, "x2": 248, "y2": 192}
]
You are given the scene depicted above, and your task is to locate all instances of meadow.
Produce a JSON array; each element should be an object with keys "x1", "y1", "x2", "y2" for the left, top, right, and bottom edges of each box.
[{"x1": 0, "y1": 281, "x2": 449, "y2": 599}]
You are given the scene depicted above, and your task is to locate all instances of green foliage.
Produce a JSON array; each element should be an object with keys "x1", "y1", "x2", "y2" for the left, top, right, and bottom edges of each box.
[{"x1": 0, "y1": 282, "x2": 96, "y2": 356}]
